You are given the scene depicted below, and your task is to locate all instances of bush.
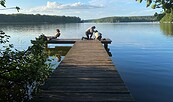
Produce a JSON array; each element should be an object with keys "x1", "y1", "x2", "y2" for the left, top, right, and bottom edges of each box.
[{"x1": 0, "y1": 32, "x2": 52, "y2": 102}]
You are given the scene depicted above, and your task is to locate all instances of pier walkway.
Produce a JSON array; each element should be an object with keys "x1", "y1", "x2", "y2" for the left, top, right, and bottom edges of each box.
[
  {"x1": 32, "y1": 40, "x2": 135, "y2": 102},
  {"x1": 47, "y1": 38, "x2": 112, "y2": 51}
]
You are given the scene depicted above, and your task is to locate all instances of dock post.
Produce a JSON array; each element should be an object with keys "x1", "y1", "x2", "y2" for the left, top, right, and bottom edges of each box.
[{"x1": 104, "y1": 43, "x2": 108, "y2": 51}]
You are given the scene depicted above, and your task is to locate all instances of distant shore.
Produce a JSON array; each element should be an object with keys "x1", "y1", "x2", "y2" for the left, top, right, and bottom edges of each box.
[
  {"x1": 83, "y1": 16, "x2": 160, "y2": 23},
  {"x1": 0, "y1": 14, "x2": 163, "y2": 24}
]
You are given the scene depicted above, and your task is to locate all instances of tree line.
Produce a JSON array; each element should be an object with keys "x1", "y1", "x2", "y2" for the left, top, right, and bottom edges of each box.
[
  {"x1": 0, "y1": 14, "x2": 82, "y2": 23},
  {"x1": 84, "y1": 15, "x2": 164, "y2": 23}
]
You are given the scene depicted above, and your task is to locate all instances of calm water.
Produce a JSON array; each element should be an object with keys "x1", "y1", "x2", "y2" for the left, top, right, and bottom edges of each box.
[{"x1": 1, "y1": 22, "x2": 173, "y2": 102}]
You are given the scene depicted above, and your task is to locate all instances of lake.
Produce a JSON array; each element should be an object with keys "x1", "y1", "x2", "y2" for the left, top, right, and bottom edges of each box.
[{"x1": 1, "y1": 22, "x2": 173, "y2": 102}]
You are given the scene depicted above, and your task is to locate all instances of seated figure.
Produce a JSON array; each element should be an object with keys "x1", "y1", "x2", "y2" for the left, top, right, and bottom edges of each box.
[{"x1": 47, "y1": 29, "x2": 61, "y2": 40}]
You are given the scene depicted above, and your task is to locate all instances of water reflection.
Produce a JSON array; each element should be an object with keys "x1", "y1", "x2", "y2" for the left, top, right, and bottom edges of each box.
[
  {"x1": 160, "y1": 23, "x2": 173, "y2": 37},
  {"x1": 47, "y1": 46, "x2": 71, "y2": 62},
  {"x1": 46, "y1": 46, "x2": 71, "y2": 69},
  {"x1": 1, "y1": 22, "x2": 173, "y2": 102},
  {"x1": 47, "y1": 46, "x2": 71, "y2": 56}
]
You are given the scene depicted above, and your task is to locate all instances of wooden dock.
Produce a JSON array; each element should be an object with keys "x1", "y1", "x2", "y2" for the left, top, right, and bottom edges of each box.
[
  {"x1": 32, "y1": 40, "x2": 135, "y2": 102},
  {"x1": 47, "y1": 38, "x2": 112, "y2": 52}
]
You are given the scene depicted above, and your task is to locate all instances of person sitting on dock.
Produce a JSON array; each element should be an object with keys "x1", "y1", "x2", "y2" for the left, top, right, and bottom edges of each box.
[
  {"x1": 82, "y1": 26, "x2": 96, "y2": 40},
  {"x1": 47, "y1": 28, "x2": 61, "y2": 40},
  {"x1": 94, "y1": 30, "x2": 102, "y2": 41}
]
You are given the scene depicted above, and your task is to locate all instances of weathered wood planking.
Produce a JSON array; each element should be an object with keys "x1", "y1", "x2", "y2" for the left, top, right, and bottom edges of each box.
[
  {"x1": 32, "y1": 40, "x2": 135, "y2": 102},
  {"x1": 47, "y1": 38, "x2": 112, "y2": 51},
  {"x1": 47, "y1": 38, "x2": 112, "y2": 44}
]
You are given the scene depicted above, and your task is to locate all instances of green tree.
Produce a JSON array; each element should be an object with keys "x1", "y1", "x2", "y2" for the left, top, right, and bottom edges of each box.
[
  {"x1": 0, "y1": 0, "x2": 5, "y2": 7},
  {"x1": 136, "y1": 0, "x2": 173, "y2": 13},
  {"x1": 0, "y1": 33, "x2": 53, "y2": 101},
  {"x1": 0, "y1": 0, "x2": 20, "y2": 12},
  {"x1": 137, "y1": 0, "x2": 173, "y2": 23}
]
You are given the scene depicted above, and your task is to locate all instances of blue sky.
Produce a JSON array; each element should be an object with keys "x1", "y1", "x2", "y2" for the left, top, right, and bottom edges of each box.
[{"x1": 0, "y1": 0, "x2": 162, "y2": 20}]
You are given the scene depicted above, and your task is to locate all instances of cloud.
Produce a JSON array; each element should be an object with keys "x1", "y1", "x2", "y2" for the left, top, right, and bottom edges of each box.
[
  {"x1": 18, "y1": 0, "x2": 159, "y2": 19},
  {"x1": 26, "y1": 1, "x2": 103, "y2": 13},
  {"x1": 89, "y1": 0, "x2": 108, "y2": 6},
  {"x1": 89, "y1": 0, "x2": 135, "y2": 6}
]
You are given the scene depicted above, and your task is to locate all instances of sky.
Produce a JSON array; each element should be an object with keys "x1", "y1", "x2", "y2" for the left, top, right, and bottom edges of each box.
[{"x1": 0, "y1": 0, "x2": 163, "y2": 20}]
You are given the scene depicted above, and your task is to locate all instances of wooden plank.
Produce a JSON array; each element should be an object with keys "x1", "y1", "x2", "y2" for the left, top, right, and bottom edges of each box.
[
  {"x1": 47, "y1": 39, "x2": 79, "y2": 44},
  {"x1": 41, "y1": 81, "x2": 125, "y2": 86},
  {"x1": 47, "y1": 38, "x2": 112, "y2": 44},
  {"x1": 33, "y1": 93, "x2": 134, "y2": 102},
  {"x1": 40, "y1": 77, "x2": 124, "y2": 83},
  {"x1": 56, "y1": 66, "x2": 116, "y2": 70},
  {"x1": 32, "y1": 40, "x2": 135, "y2": 102}
]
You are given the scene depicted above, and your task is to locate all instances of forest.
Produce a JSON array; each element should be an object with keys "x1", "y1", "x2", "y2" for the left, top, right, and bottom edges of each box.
[
  {"x1": 0, "y1": 14, "x2": 82, "y2": 23},
  {"x1": 84, "y1": 15, "x2": 164, "y2": 23},
  {"x1": 0, "y1": 14, "x2": 165, "y2": 23}
]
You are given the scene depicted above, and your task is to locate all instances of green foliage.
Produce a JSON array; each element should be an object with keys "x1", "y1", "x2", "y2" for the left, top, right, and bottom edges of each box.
[
  {"x1": 0, "y1": 33, "x2": 52, "y2": 102},
  {"x1": 16, "y1": 6, "x2": 20, "y2": 12},
  {"x1": 0, "y1": 0, "x2": 20, "y2": 12},
  {"x1": 0, "y1": 14, "x2": 82, "y2": 23},
  {"x1": 160, "y1": 9, "x2": 173, "y2": 23},
  {"x1": 137, "y1": 0, "x2": 173, "y2": 13},
  {"x1": 151, "y1": 4, "x2": 156, "y2": 9},
  {"x1": 154, "y1": 12, "x2": 166, "y2": 21},
  {"x1": 147, "y1": 0, "x2": 152, "y2": 7},
  {"x1": 0, "y1": 0, "x2": 6, "y2": 7},
  {"x1": 137, "y1": 0, "x2": 142, "y2": 3},
  {"x1": 136, "y1": 0, "x2": 173, "y2": 23}
]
